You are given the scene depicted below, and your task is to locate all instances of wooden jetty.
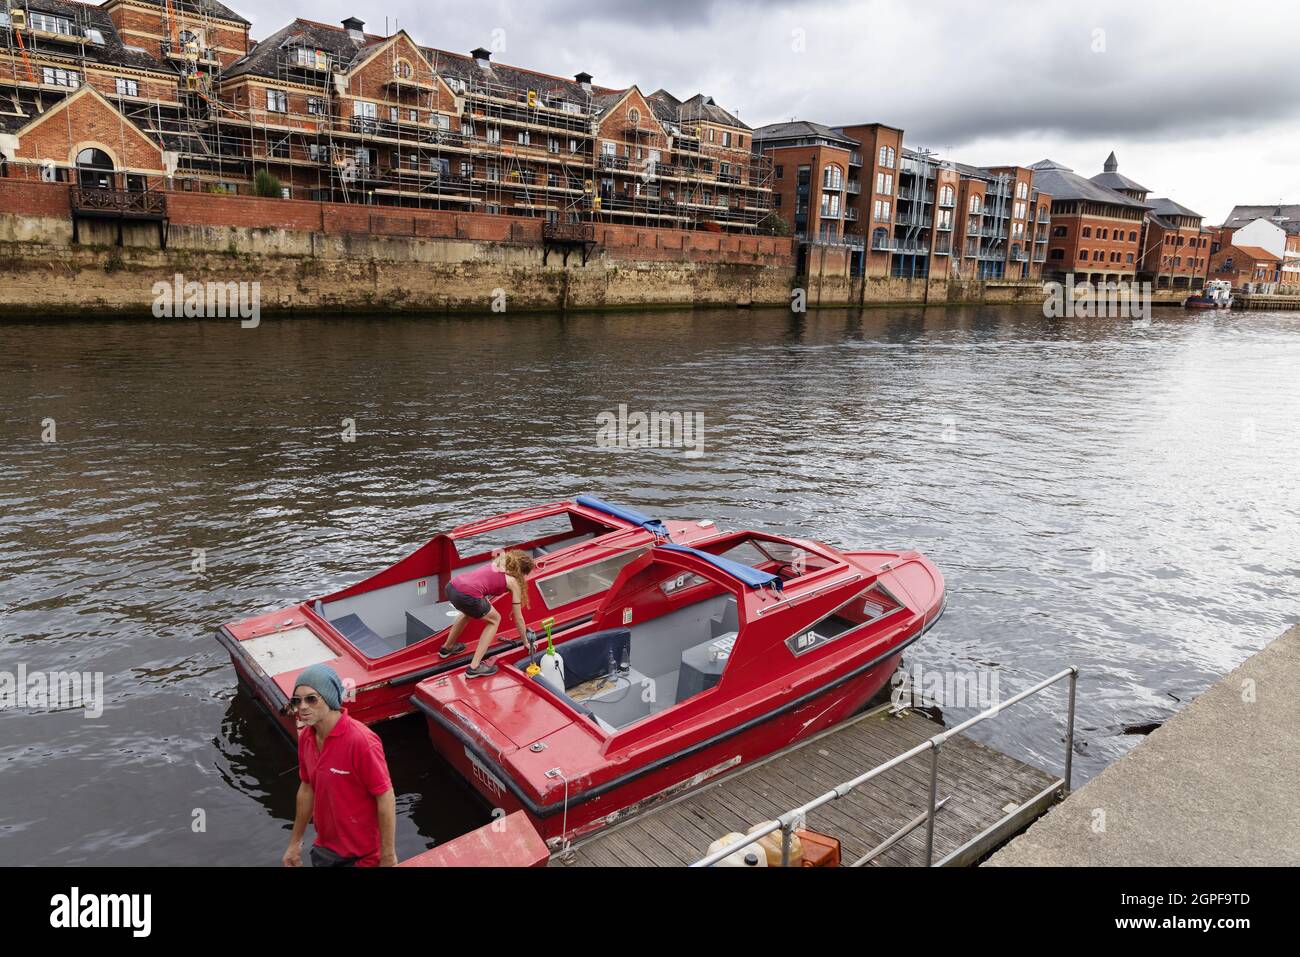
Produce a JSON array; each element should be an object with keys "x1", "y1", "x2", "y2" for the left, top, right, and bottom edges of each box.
[{"x1": 551, "y1": 701, "x2": 1064, "y2": 867}]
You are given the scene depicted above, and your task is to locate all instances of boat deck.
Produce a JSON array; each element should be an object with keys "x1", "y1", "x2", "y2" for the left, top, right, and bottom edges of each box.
[{"x1": 550, "y1": 703, "x2": 1061, "y2": 867}]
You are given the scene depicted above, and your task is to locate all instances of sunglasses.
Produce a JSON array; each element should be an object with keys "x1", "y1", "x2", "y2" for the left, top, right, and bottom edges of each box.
[{"x1": 288, "y1": 694, "x2": 322, "y2": 708}]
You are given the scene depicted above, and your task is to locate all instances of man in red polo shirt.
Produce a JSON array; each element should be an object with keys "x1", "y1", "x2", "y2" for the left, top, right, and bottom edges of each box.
[{"x1": 282, "y1": 664, "x2": 397, "y2": 867}]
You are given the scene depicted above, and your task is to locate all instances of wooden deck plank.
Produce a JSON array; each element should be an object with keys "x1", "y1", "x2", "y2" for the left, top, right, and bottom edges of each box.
[{"x1": 555, "y1": 708, "x2": 1058, "y2": 867}]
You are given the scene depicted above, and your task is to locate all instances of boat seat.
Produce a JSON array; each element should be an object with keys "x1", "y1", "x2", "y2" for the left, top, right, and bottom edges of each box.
[
  {"x1": 329, "y1": 613, "x2": 393, "y2": 660},
  {"x1": 404, "y1": 602, "x2": 458, "y2": 645},
  {"x1": 557, "y1": 628, "x2": 632, "y2": 689}
]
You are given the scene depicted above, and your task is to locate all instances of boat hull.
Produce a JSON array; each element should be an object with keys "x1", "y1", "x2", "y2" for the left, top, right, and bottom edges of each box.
[{"x1": 416, "y1": 637, "x2": 913, "y2": 847}]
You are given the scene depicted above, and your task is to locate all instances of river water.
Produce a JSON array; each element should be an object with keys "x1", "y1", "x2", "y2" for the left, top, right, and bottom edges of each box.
[{"x1": 1, "y1": 305, "x2": 1296, "y2": 865}]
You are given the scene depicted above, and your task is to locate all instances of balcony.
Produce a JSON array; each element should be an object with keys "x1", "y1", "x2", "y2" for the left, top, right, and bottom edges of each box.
[
  {"x1": 894, "y1": 241, "x2": 929, "y2": 255},
  {"x1": 846, "y1": 180, "x2": 861, "y2": 194},
  {"x1": 896, "y1": 212, "x2": 932, "y2": 228},
  {"x1": 598, "y1": 154, "x2": 630, "y2": 170},
  {"x1": 70, "y1": 187, "x2": 167, "y2": 220},
  {"x1": 543, "y1": 222, "x2": 595, "y2": 243},
  {"x1": 871, "y1": 235, "x2": 896, "y2": 251},
  {"x1": 845, "y1": 208, "x2": 859, "y2": 221},
  {"x1": 849, "y1": 152, "x2": 863, "y2": 167},
  {"x1": 936, "y1": 218, "x2": 954, "y2": 231},
  {"x1": 934, "y1": 240, "x2": 952, "y2": 256}
]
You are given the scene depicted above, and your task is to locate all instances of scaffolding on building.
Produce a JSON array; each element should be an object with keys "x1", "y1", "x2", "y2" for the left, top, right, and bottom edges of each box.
[{"x1": 0, "y1": 7, "x2": 772, "y2": 233}]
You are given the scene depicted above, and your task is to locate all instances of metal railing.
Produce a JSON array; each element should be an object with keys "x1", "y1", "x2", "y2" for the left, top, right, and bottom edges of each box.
[{"x1": 693, "y1": 666, "x2": 1079, "y2": 868}]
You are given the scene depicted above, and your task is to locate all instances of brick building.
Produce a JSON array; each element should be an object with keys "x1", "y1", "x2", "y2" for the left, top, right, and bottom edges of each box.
[
  {"x1": 754, "y1": 119, "x2": 1049, "y2": 281},
  {"x1": 1029, "y1": 157, "x2": 1149, "y2": 283},
  {"x1": 1221, "y1": 205, "x2": 1300, "y2": 289},
  {"x1": 0, "y1": 2, "x2": 771, "y2": 232},
  {"x1": 1140, "y1": 198, "x2": 1211, "y2": 290}
]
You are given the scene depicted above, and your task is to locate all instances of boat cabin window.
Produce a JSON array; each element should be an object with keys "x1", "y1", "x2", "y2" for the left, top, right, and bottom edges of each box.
[
  {"x1": 785, "y1": 584, "x2": 904, "y2": 657},
  {"x1": 536, "y1": 548, "x2": 649, "y2": 609}
]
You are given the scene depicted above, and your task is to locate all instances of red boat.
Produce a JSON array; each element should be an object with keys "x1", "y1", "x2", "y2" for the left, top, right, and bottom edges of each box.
[
  {"x1": 216, "y1": 496, "x2": 719, "y2": 740},
  {"x1": 412, "y1": 531, "x2": 945, "y2": 848}
]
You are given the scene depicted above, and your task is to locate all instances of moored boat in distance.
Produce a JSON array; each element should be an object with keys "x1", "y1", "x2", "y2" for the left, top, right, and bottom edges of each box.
[
  {"x1": 215, "y1": 496, "x2": 719, "y2": 740},
  {"x1": 411, "y1": 531, "x2": 945, "y2": 848},
  {"x1": 1184, "y1": 279, "x2": 1233, "y2": 309}
]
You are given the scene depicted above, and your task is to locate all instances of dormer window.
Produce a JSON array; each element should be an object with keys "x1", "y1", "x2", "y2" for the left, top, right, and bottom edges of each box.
[{"x1": 31, "y1": 12, "x2": 76, "y2": 35}]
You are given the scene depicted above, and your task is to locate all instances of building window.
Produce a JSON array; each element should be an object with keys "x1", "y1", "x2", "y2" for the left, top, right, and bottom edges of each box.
[
  {"x1": 722, "y1": 131, "x2": 732, "y2": 147},
  {"x1": 1016, "y1": 181, "x2": 1028, "y2": 199},
  {"x1": 307, "y1": 96, "x2": 326, "y2": 115},
  {"x1": 601, "y1": 141, "x2": 616, "y2": 156},
  {"x1": 969, "y1": 196, "x2": 981, "y2": 214},
  {"x1": 1127, "y1": 253, "x2": 1135, "y2": 263},
  {"x1": 774, "y1": 193, "x2": 782, "y2": 208},
  {"x1": 878, "y1": 145, "x2": 895, "y2": 167},
  {"x1": 1128, "y1": 231, "x2": 1137, "y2": 242},
  {"x1": 822, "y1": 165, "x2": 842, "y2": 190},
  {"x1": 42, "y1": 67, "x2": 81, "y2": 88},
  {"x1": 486, "y1": 126, "x2": 501, "y2": 144},
  {"x1": 31, "y1": 13, "x2": 76, "y2": 35},
  {"x1": 939, "y1": 185, "x2": 955, "y2": 207},
  {"x1": 115, "y1": 77, "x2": 138, "y2": 97},
  {"x1": 1078, "y1": 250, "x2": 1088, "y2": 261},
  {"x1": 295, "y1": 47, "x2": 329, "y2": 70},
  {"x1": 1053, "y1": 225, "x2": 1066, "y2": 237},
  {"x1": 876, "y1": 172, "x2": 893, "y2": 194},
  {"x1": 267, "y1": 89, "x2": 288, "y2": 112},
  {"x1": 775, "y1": 164, "x2": 783, "y2": 179},
  {"x1": 486, "y1": 163, "x2": 499, "y2": 182},
  {"x1": 517, "y1": 130, "x2": 531, "y2": 145},
  {"x1": 1098, "y1": 228, "x2": 1108, "y2": 240},
  {"x1": 1013, "y1": 201, "x2": 1026, "y2": 219},
  {"x1": 393, "y1": 59, "x2": 413, "y2": 79},
  {"x1": 1050, "y1": 249, "x2": 1064, "y2": 260},
  {"x1": 1081, "y1": 226, "x2": 1092, "y2": 238},
  {"x1": 873, "y1": 199, "x2": 891, "y2": 222}
]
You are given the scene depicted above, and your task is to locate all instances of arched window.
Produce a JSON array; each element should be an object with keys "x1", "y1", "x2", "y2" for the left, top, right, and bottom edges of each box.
[
  {"x1": 1081, "y1": 226, "x2": 1092, "y2": 238},
  {"x1": 872, "y1": 226, "x2": 889, "y2": 250},
  {"x1": 822, "y1": 164, "x2": 842, "y2": 190},
  {"x1": 1128, "y1": 230, "x2": 1137, "y2": 242},
  {"x1": 969, "y1": 195, "x2": 981, "y2": 214},
  {"x1": 939, "y1": 185, "x2": 954, "y2": 207},
  {"x1": 1078, "y1": 249, "x2": 1088, "y2": 261},
  {"x1": 75, "y1": 147, "x2": 114, "y2": 189}
]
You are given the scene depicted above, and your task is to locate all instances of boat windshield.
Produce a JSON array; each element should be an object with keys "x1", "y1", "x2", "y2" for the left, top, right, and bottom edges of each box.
[
  {"x1": 718, "y1": 537, "x2": 836, "y2": 581},
  {"x1": 536, "y1": 547, "x2": 650, "y2": 609},
  {"x1": 453, "y1": 511, "x2": 615, "y2": 561}
]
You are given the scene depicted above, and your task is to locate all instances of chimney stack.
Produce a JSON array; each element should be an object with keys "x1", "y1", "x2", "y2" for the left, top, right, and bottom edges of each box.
[
  {"x1": 472, "y1": 47, "x2": 492, "y2": 68},
  {"x1": 342, "y1": 17, "x2": 365, "y2": 42},
  {"x1": 574, "y1": 71, "x2": 592, "y2": 92}
]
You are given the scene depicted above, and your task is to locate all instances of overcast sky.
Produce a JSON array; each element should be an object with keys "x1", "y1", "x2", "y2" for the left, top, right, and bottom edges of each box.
[{"x1": 245, "y1": 0, "x2": 1300, "y2": 223}]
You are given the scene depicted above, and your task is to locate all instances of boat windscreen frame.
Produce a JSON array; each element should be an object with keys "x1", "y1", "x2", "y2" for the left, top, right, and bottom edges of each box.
[{"x1": 656, "y1": 543, "x2": 783, "y2": 591}]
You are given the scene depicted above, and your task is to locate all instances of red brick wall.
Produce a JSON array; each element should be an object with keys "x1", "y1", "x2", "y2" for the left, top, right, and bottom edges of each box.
[
  {"x1": 13, "y1": 90, "x2": 165, "y2": 173},
  {"x1": 106, "y1": 3, "x2": 250, "y2": 68},
  {"x1": 161, "y1": 191, "x2": 793, "y2": 262},
  {"x1": 0, "y1": 180, "x2": 792, "y2": 265},
  {"x1": 0, "y1": 179, "x2": 72, "y2": 217}
]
